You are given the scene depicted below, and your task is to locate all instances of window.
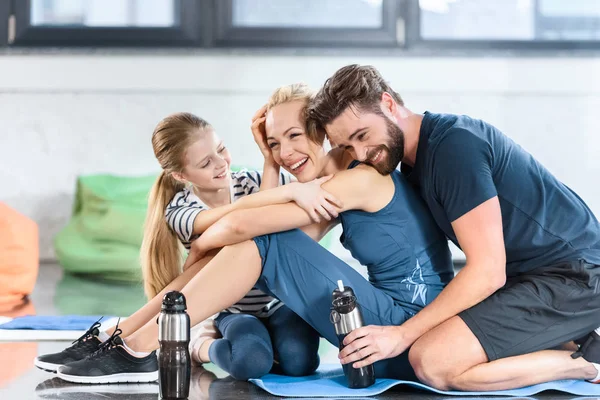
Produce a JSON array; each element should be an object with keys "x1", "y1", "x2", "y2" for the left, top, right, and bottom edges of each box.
[
  {"x1": 537, "y1": 0, "x2": 600, "y2": 41},
  {"x1": 415, "y1": 0, "x2": 600, "y2": 49},
  {"x1": 232, "y1": 0, "x2": 383, "y2": 28},
  {"x1": 11, "y1": 0, "x2": 203, "y2": 46},
  {"x1": 215, "y1": 0, "x2": 401, "y2": 47},
  {"x1": 30, "y1": 0, "x2": 176, "y2": 27}
]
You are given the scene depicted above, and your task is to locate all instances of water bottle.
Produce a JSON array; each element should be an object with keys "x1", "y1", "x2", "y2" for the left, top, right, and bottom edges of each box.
[
  {"x1": 330, "y1": 280, "x2": 375, "y2": 389},
  {"x1": 158, "y1": 291, "x2": 191, "y2": 400}
]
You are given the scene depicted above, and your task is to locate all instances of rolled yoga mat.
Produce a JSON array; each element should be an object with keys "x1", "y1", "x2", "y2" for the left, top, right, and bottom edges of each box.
[{"x1": 0, "y1": 315, "x2": 119, "y2": 341}]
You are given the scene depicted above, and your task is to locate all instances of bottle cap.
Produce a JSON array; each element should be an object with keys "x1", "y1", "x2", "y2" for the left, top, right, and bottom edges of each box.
[
  {"x1": 161, "y1": 290, "x2": 187, "y2": 312},
  {"x1": 331, "y1": 281, "x2": 357, "y2": 314}
]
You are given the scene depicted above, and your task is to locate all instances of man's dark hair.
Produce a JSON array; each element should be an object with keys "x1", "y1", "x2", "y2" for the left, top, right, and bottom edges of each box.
[{"x1": 307, "y1": 64, "x2": 404, "y2": 128}]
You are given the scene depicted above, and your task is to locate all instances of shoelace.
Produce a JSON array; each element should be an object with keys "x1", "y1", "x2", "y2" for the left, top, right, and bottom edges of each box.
[
  {"x1": 69, "y1": 317, "x2": 103, "y2": 347},
  {"x1": 89, "y1": 319, "x2": 122, "y2": 359}
]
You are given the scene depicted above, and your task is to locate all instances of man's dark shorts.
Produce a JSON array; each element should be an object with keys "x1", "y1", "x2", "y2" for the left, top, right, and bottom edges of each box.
[{"x1": 459, "y1": 260, "x2": 600, "y2": 361}]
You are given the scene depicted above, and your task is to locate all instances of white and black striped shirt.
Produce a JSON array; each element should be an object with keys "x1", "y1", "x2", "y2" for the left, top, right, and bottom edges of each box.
[{"x1": 165, "y1": 169, "x2": 291, "y2": 318}]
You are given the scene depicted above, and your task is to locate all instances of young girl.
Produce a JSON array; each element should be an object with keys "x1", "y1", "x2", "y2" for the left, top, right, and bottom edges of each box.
[{"x1": 35, "y1": 112, "x2": 340, "y2": 382}]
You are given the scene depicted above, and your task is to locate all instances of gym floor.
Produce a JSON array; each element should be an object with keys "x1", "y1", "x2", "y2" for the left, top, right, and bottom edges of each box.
[{"x1": 0, "y1": 264, "x2": 584, "y2": 400}]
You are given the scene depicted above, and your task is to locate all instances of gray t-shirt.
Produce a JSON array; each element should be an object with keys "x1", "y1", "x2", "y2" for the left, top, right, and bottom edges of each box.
[{"x1": 401, "y1": 112, "x2": 600, "y2": 275}]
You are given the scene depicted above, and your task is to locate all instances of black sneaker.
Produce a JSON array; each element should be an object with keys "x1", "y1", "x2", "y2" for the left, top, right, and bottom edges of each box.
[
  {"x1": 57, "y1": 328, "x2": 158, "y2": 384},
  {"x1": 572, "y1": 328, "x2": 600, "y2": 383},
  {"x1": 34, "y1": 319, "x2": 104, "y2": 373}
]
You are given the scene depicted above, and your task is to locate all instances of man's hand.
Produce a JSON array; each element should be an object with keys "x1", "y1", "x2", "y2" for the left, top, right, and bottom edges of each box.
[{"x1": 338, "y1": 325, "x2": 411, "y2": 368}]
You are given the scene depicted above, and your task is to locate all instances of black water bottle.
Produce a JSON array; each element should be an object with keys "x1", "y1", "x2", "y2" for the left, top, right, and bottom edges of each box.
[
  {"x1": 158, "y1": 291, "x2": 191, "y2": 400},
  {"x1": 330, "y1": 280, "x2": 375, "y2": 389}
]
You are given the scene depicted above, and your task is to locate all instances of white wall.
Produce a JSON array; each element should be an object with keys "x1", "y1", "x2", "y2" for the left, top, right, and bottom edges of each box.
[{"x1": 1, "y1": 54, "x2": 599, "y2": 260}]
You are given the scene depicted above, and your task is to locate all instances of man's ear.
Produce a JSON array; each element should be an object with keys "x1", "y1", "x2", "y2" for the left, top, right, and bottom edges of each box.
[{"x1": 380, "y1": 92, "x2": 397, "y2": 117}]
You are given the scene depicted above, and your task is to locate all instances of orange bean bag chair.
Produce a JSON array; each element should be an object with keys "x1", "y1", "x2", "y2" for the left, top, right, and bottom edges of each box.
[
  {"x1": 0, "y1": 202, "x2": 39, "y2": 312},
  {"x1": 0, "y1": 301, "x2": 37, "y2": 388}
]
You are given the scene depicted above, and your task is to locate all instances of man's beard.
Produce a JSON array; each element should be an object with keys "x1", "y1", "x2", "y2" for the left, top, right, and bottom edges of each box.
[{"x1": 365, "y1": 118, "x2": 404, "y2": 175}]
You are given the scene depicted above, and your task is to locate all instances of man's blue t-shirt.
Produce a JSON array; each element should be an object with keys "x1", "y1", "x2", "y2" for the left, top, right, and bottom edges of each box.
[{"x1": 401, "y1": 112, "x2": 600, "y2": 275}]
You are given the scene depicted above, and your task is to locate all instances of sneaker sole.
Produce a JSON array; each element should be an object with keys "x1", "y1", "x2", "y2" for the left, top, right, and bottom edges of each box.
[
  {"x1": 36, "y1": 383, "x2": 158, "y2": 396},
  {"x1": 57, "y1": 370, "x2": 159, "y2": 384},
  {"x1": 34, "y1": 359, "x2": 62, "y2": 373}
]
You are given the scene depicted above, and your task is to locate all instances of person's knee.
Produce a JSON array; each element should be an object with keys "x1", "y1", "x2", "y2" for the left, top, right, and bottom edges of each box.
[
  {"x1": 409, "y1": 340, "x2": 452, "y2": 390},
  {"x1": 277, "y1": 342, "x2": 320, "y2": 376},
  {"x1": 279, "y1": 353, "x2": 320, "y2": 377},
  {"x1": 228, "y1": 336, "x2": 273, "y2": 380}
]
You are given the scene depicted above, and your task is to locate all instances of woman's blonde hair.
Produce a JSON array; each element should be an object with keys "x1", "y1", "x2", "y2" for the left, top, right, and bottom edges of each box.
[
  {"x1": 141, "y1": 112, "x2": 211, "y2": 299},
  {"x1": 267, "y1": 83, "x2": 325, "y2": 145}
]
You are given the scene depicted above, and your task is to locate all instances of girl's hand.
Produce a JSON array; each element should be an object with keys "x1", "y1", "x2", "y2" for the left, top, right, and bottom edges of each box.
[
  {"x1": 183, "y1": 240, "x2": 207, "y2": 271},
  {"x1": 289, "y1": 176, "x2": 343, "y2": 223}
]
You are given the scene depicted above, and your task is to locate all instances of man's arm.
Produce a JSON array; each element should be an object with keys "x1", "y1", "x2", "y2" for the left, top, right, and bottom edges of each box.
[
  {"x1": 339, "y1": 198, "x2": 505, "y2": 368},
  {"x1": 395, "y1": 197, "x2": 506, "y2": 340},
  {"x1": 402, "y1": 129, "x2": 505, "y2": 334},
  {"x1": 339, "y1": 129, "x2": 504, "y2": 368}
]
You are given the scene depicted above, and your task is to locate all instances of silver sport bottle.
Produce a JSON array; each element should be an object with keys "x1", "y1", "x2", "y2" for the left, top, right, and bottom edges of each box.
[
  {"x1": 158, "y1": 291, "x2": 191, "y2": 399},
  {"x1": 330, "y1": 280, "x2": 375, "y2": 389}
]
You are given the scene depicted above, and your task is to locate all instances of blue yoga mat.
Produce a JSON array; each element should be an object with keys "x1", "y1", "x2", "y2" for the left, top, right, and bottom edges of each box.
[
  {"x1": 249, "y1": 364, "x2": 600, "y2": 397},
  {"x1": 0, "y1": 315, "x2": 108, "y2": 331}
]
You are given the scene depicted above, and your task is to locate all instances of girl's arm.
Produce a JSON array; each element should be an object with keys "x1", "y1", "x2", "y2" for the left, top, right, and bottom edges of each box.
[
  {"x1": 190, "y1": 175, "x2": 340, "y2": 236},
  {"x1": 187, "y1": 166, "x2": 380, "y2": 261}
]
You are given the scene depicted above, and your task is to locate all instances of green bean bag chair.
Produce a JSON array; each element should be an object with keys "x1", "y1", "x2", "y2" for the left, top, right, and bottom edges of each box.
[{"x1": 54, "y1": 174, "x2": 157, "y2": 282}]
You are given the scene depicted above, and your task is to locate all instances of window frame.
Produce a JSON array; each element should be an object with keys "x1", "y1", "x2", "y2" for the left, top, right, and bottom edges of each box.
[
  {"x1": 11, "y1": 0, "x2": 205, "y2": 47},
  {"x1": 213, "y1": 0, "x2": 402, "y2": 48},
  {"x1": 0, "y1": 0, "x2": 10, "y2": 47},
  {"x1": 1, "y1": 0, "x2": 599, "y2": 52}
]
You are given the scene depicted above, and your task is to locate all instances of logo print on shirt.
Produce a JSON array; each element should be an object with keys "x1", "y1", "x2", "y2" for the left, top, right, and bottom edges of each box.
[{"x1": 401, "y1": 259, "x2": 427, "y2": 305}]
